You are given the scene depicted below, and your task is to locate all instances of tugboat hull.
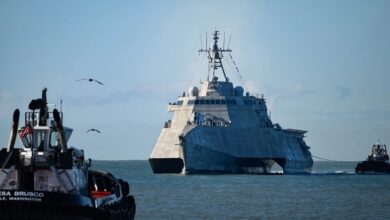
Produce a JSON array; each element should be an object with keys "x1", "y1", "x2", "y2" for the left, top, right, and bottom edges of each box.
[
  {"x1": 355, "y1": 161, "x2": 390, "y2": 174},
  {"x1": 0, "y1": 191, "x2": 135, "y2": 220}
]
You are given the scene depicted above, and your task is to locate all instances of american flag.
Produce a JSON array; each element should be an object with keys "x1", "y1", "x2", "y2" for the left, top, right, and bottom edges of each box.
[{"x1": 19, "y1": 126, "x2": 32, "y2": 138}]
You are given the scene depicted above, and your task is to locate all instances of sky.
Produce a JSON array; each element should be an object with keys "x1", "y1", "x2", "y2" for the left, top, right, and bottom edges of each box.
[{"x1": 0, "y1": 0, "x2": 389, "y2": 161}]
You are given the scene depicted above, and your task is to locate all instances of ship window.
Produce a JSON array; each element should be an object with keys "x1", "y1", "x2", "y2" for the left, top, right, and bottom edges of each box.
[
  {"x1": 210, "y1": 100, "x2": 216, "y2": 105},
  {"x1": 50, "y1": 130, "x2": 60, "y2": 148},
  {"x1": 200, "y1": 100, "x2": 205, "y2": 105},
  {"x1": 20, "y1": 130, "x2": 32, "y2": 148},
  {"x1": 188, "y1": 100, "x2": 195, "y2": 105},
  {"x1": 195, "y1": 100, "x2": 200, "y2": 104},
  {"x1": 216, "y1": 100, "x2": 221, "y2": 104},
  {"x1": 33, "y1": 130, "x2": 49, "y2": 151},
  {"x1": 205, "y1": 100, "x2": 210, "y2": 105},
  {"x1": 221, "y1": 100, "x2": 226, "y2": 104},
  {"x1": 177, "y1": 101, "x2": 183, "y2": 105}
]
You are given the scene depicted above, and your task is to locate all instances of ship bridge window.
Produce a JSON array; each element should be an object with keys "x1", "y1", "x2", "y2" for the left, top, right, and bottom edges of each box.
[
  {"x1": 193, "y1": 99, "x2": 232, "y2": 105},
  {"x1": 49, "y1": 130, "x2": 60, "y2": 148},
  {"x1": 188, "y1": 100, "x2": 195, "y2": 105},
  {"x1": 177, "y1": 100, "x2": 184, "y2": 105},
  {"x1": 19, "y1": 128, "x2": 33, "y2": 148},
  {"x1": 33, "y1": 130, "x2": 50, "y2": 151}
]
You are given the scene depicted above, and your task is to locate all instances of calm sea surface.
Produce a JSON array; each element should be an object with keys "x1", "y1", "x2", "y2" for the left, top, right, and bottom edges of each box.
[{"x1": 92, "y1": 161, "x2": 390, "y2": 220}]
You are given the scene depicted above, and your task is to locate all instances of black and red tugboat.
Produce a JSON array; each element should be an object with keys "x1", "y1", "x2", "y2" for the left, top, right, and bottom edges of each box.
[
  {"x1": 355, "y1": 141, "x2": 390, "y2": 174},
  {"x1": 0, "y1": 88, "x2": 135, "y2": 219}
]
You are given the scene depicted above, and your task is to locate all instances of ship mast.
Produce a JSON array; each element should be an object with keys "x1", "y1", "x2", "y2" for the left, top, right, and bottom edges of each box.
[{"x1": 199, "y1": 30, "x2": 231, "y2": 82}]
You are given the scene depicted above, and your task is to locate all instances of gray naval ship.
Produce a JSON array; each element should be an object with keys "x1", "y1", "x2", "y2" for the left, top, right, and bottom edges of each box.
[{"x1": 149, "y1": 31, "x2": 313, "y2": 174}]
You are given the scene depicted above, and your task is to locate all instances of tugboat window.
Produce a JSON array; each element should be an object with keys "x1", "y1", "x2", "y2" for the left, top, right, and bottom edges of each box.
[
  {"x1": 50, "y1": 131, "x2": 59, "y2": 148},
  {"x1": 210, "y1": 100, "x2": 216, "y2": 105},
  {"x1": 195, "y1": 100, "x2": 200, "y2": 104},
  {"x1": 34, "y1": 130, "x2": 49, "y2": 151},
  {"x1": 205, "y1": 100, "x2": 210, "y2": 105},
  {"x1": 200, "y1": 100, "x2": 205, "y2": 105}
]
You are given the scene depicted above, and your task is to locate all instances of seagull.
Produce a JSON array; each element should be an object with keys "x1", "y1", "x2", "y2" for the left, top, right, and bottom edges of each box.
[
  {"x1": 86, "y1": 128, "x2": 101, "y2": 133},
  {"x1": 76, "y1": 78, "x2": 104, "y2": 85}
]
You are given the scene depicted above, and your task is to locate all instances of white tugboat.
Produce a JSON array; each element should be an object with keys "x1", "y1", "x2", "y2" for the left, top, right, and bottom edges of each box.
[
  {"x1": 0, "y1": 88, "x2": 135, "y2": 219},
  {"x1": 149, "y1": 31, "x2": 313, "y2": 174}
]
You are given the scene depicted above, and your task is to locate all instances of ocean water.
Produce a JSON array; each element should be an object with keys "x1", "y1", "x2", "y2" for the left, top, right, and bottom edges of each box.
[{"x1": 92, "y1": 161, "x2": 390, "y2": 220}]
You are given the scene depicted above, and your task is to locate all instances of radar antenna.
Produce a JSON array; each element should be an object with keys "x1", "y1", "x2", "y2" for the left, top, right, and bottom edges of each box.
[{"x1": 199, "y1": 30, "x2": 232, "y2": 82}]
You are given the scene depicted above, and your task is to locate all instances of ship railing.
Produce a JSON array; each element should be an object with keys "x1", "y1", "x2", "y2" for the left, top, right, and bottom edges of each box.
[{"x1": 25, "y1": 111, "x2": 63, "y2": 127}]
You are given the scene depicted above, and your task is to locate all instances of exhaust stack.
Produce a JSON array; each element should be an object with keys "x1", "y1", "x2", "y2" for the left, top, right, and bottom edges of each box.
[
  {"x1": 53, "y1": 109, "x2": 68, "y2": 152},
  {"x1": 39, "y1": 88, "x2": 48, "y2": 126},
  {"x1": 7, "y1": 109, "x2": 20, "y2": 152}
]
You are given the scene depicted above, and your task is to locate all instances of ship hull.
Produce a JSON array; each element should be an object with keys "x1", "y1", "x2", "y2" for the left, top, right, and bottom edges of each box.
[
  {"x1": 0, "y1": 191, "x2": 135, "y2": 220},
  {"x1": 150, "y1": 125, "x2": 313, "y2": 174},
  {"x1": 149, "y1": 157, "x2": 284, "y2": 174},
  {"x1": 283, "y1": 160, "x2": 313, "y2": 174},
  {"x1": 184, "y1": 146, "x2": 276, "y2": 174},
  {"x1": 149, "y1": 158, "x2": 184, "y2": 174},
  {"x1": 355, "y1": 160, "x2": 390, "y2": 174},
  {"x1": 179, "y1": 126, "x2": 313, "y2": 174},
  {"x1": 182, "y1": 141, "x2": 311, "y2": 174}
]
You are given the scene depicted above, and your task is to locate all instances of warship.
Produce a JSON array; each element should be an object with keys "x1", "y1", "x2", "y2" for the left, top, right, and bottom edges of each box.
[
  {"x1": 149, "y1": 31, "x2": 313, "y2": 174},
  {"x1": 355, "y1": 141, "x2": 390, "y2": 173},
  {"x1": 0, "y1": 88, "x2": 135, "y2": 219}
]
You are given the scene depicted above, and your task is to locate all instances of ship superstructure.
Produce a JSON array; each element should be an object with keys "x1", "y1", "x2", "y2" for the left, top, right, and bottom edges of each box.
[{"x1": 149, "y1": 31, "x2": 313, "y2": 174}]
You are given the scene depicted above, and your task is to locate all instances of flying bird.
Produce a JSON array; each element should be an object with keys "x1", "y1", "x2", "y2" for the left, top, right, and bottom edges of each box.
[
  {"x1": 86, "y1": 128, "x2": 101, "y2": 133},
  {"x1": 76, "y1": 78, "x2": 104, "y2": 85}
]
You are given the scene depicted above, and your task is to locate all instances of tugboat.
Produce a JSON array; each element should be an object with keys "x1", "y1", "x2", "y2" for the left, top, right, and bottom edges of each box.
[
  {"x1": 0, "y1": 88, "x2": 135, "y2": 219},
  {"x1": 149, "y1": 31, "x2": 313, "y2": 174},
  {"x1": 355, "y1": 141, "x2": 390, "y2": 174}
]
